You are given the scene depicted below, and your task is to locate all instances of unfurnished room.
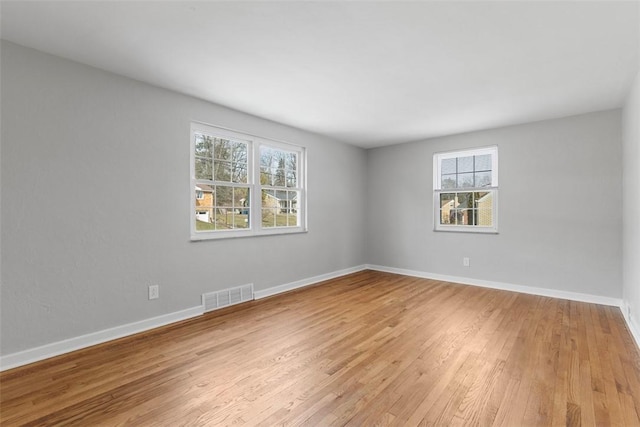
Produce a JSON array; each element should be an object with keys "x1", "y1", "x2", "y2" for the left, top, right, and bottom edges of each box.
[{"x1": 1, "y1": 1, "x2": 640, "y2": 425}]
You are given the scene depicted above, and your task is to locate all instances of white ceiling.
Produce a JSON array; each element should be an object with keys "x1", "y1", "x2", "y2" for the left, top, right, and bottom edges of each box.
[{"x1": 1, "y1": 1, "x2": 639, "y2": 148}]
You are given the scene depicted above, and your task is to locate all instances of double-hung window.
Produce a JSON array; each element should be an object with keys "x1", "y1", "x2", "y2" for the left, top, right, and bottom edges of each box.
[
  {"x1": 191, "y1": 122, "x2": 306, "y2": 240},
  {"x1": 433, "y1": 146, "x2": 498, "y2": 233}
]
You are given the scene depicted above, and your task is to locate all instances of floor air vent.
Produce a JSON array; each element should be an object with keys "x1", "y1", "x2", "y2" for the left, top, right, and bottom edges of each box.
[{"x1": 202, "y1": 283, "x2": 254, "y2": 312}]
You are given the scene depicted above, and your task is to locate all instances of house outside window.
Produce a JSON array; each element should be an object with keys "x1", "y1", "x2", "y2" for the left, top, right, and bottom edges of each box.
[
  {"x1": 433, "y1": 146, "x2": 498, "y2": 233},
  {"x1": 191, "y1": 122, "x2": 306, "y2": 240}
]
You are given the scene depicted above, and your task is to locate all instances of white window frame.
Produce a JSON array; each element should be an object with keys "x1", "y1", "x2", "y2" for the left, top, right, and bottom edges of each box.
[
  {"x1": 433, "y1": 146, "x2": 498, "y2": 233},
  {"x1": 190, "y1": 122, "x2": 307, "y2": 241}
]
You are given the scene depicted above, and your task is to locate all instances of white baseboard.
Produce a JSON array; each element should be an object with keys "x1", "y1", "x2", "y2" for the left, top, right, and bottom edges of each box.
[
  {"x1": 367, "y1": 264, "x2": 640, "y2": 351},
  {"x1": 253, "y1": 265, "x2": 367, "y2": 299},
  {"x1": 622, "y1": 301, "x2": 640, "y2": 350},
  {"x1": 3, "y1": 264, "x2": 631, "y2": 371},
  {"x1": 365, "y1": 264, "x2": 623, "y2": 307},
  {"x1": 628, "y1": 318, "x2": 640, "y2": 350},
  {"x1": 0, "y1": 265, "x2": 367, "y2": 372},
  {"x1": 0, "y1": 306, "x2": 204, "y2": 372}
]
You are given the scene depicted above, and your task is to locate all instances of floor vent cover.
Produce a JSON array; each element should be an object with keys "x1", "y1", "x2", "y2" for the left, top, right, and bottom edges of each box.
[{"x1": 202, "y1": 283, "x2": 254, "y2": 312}]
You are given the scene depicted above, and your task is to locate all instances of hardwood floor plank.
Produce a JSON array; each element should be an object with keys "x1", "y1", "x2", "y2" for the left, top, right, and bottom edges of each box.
[{"x1": 2, "y1": 270, "x2": 640, "y2": 426}]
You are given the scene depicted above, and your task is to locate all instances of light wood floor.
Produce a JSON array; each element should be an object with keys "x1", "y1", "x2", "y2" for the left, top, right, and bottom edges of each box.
[{"x1": 2, "y1": 270, "x2": 640, "y2": 426}]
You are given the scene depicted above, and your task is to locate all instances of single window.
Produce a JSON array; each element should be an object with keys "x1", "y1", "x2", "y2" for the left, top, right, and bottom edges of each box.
[
  {"x1": 433, "y1": 146, "x2": 498, "y2": 233},
  {"x1": 191, "y1": 123, "x2": 306, "y2": 240}
]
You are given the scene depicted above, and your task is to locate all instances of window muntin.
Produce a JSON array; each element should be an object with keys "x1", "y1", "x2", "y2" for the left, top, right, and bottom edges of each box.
[
  {"x1": 191, "y1": 123, "x2": 306, "y2": 240},
  {"x1": 434, "y1": 146, "x2": 498, "y2": 233}
]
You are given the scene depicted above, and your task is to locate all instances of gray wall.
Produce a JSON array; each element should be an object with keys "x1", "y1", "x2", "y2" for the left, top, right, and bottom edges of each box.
[
  {"x1": 623, "y1": 69, "x2": 640, "y2": 330},
  {"x1": 0, "y1": 41, "x2": 367, "y2": 355},
  {"x1": 366, "y1": 110, "x2": 623, "y2": 298},
  {"x1": 0, "y1": 40, "x2": 629, "y2": 358}
]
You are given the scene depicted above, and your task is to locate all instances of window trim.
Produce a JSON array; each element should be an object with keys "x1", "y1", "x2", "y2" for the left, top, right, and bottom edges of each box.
[
  {"x1": 190, "y1": 122, "x2": 307, "y2": 241},
  {"x1": 433, "y1": 146, "x2": 499, "y2": 233}
]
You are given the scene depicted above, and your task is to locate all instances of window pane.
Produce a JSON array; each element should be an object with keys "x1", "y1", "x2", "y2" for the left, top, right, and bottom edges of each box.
[
  {"x1": 458, "y1": 156, "x2": 474, "y2": 173},
  {"x1": 261, "y1": 146, "x2": 296, "y2": 190},
  {"x1": 274, "y1": 150, "x2": 286, "y2": 167},
  {"x1": 273, "y1": 168, "x2": 286, "y2": 186},
  {"x1": 262, "y1": 147, "x2": 285, "y2": 168},
  {"x1": 215, "y1": 186, "x2": 233, "y2": 207},
  {"x1": 232, "y1": 164, "x2": 247, "y2": 183},
  {"x1": 458, "y1": 173, "x2": 474, "y2": 188},
  {"x1": 286, "y1": 171, "x2": 297, "y2": 187},
  {"x1": 475, "y1": 191, "x2": 493, "y2": 224},
  {"x1": 477, "y1": 209, "x2": 492, "y2": 226},
  {"x1": 439, "y1": 192, "x2": 456, "y2": 205},
  {"x1": 475, "y1": 171, "x2": 492, "y2": 187},
  {"x1": 260, "y1": 147, "x2": 276, "y2": 169},
  {"x1": 439, "y1": 193, "x2": 456, "y2": 224},
  {"x1": 451, "y1": 209, "x2": 464, "y2": 225},
  {"x1": 462, "y1": 209, "x2": 474, "y2": 225},
  {"x1": 232, "y1": 210, "x2": 250, "y2": 229},
  {"x1": 475, "y1": 192, "x2": 493, "y2": 226},
  {"x1": 262, "y1": 208, "x2": 277, "y2": 227},
  {"x1": 194, "y1": 184, "x2": 214, "y2": 231},
  {"x1": 261, "y1": 147, "x2": 285, "y2": 186},
  {"x1": 232, "y1": 141, "x2": 247, "y2": 163},
  {"x1": 288, "y1": 212, "x2": 298, "y2": 227},
  {"x1": 286, "y1": 152, "x2": 297, "y2": 171},
  {"x1": 475, "y1": 154, "x2": 492, "y2": 171},
  {"x1": 194, "y1": 134, "x2": 212, "y2": 158},
  {"x1": 195, "y1": 157, "x2": 212, "y2": 180},
  {"x1": 260, "y1": 171, "x2": 273, "y2": 186},
  {"x1": 214, "y1": 160, "x2": 231, "y2": 181},
  {"x1": 262, "y1": 189, "x2": 278, "y2": 208},
  {"x1": 457, "y1": 192, "x2": 473, "y2": 208},
  {"x1": 285, "y1": 190, "x2": 299, "y2": 214},
  {"x1": 233, "y1": 187, "x2": 249, "y2": 206},
  {"x1": 469, "y1": 211, "x2": 476, "y2": 225},
  {"x1": 214, "y1": 208, "x2": 230, "y2": 229},
  {"x1": 474, "y1": 191, "x2": 491, "y2": 205},
  {"x1": 441, "y1": 174, "x2": 457, "y2": 189},
  {"x1": 195, "y1": 185, "x2": 214, "y2": 206},
  {"x1": 195, "y1": 214, "x2": 215, "y2": 231},
  {"x1": 214, "y1": 138, "x2": 232, "y2": 160},
  {"x1": 233, "y1": 210, "x2": 249, "y2": 228},
  {"x1": 275, "y1": 212, "x2": 289, "y2": 227},
  {"x1": 441, "y1": 158, "x2": 456, "y2": 175}
]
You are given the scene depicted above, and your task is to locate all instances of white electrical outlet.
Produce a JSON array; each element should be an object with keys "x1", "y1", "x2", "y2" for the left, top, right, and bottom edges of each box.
[
  {"x1": 149, "y1": 284, "x2": 159, "y2": 300},
  {"x1": 463, "y1": 257, "x2": 470, "y2": 267}
]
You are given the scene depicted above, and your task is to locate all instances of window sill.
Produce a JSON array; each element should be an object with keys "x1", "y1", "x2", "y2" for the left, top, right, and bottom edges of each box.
[
  {"x1": 190, "y1": 227, "x2": 308, "y2": 241},
  {"x1": 433, "y1": 226, "x2": 498, "y2": 234}
]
